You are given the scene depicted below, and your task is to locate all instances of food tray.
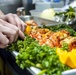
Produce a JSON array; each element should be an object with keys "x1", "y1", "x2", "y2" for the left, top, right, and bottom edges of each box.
[
  {"x1": 11, "y1": 16, "x2": 76, "y2": 75},
  {"x1": 12, "y1": 51, "x2": 76, "y2": 75}
]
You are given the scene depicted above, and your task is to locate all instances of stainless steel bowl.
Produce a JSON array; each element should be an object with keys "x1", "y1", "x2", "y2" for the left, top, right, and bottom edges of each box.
[{"x1": 19, "y1": 15, "x2": 32, "y2": 22}]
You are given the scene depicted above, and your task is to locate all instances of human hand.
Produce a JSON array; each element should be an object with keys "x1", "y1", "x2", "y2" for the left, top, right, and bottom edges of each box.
[
  {"x1": 0, "y1": 19, "x2": 25, "y2": 48},
  {"x1": 1, "y1": 13, "x2": 26, "y2": 40},
  {"x1": 2, "y1": 13, "x2": 26, "y2": 32}
]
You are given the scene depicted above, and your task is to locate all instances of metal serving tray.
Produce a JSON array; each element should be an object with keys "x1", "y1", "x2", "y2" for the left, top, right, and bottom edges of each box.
[
  {"x1": 11, "y1": 16, "x2": 76, "y2": 75},
  {"x1": 12, "y1": 51, "x2": 76, "y2": 75}
]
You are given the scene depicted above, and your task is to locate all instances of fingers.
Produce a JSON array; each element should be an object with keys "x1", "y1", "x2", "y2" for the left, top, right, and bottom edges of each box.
[
  {"x1": 5, "y1": 13, "x2": 17, "y2": 25},
  {"x1": 4, "y1": 13, "x2": 26, "y2": 32},
  {"x1": 20, "y1": 19, "x2": 26, "y2": 32},
  {"x1": 0, "y1": 13, "x2": 26, "y2": 42},
  {"x1": 0, "y1": 19, "x2": 19, "y2": 42},
  {"x1": 13, "y1": 14, "x2": 26, "y2": 31},
  {"x1": 0, "y1": 13, "x2": 26, "y2": 48},
  {"x1": 0, "y1": 19, "x2": 19, "y2": 31},
  {"x1": 0, "y1": 32, "x2": 9, "y2": 48},
  {"x1": 0, "y1": 24, "x2": 18, "y2": 43},
  {"x1": 0, "y1": 19, "x2": 25, "y2": 40},
  {"x1": 19, "y1": 30, "x2": 25, "y2": 39},
  {"x1": 13, "y1": 14, "x2": 22, "y2": 30}
]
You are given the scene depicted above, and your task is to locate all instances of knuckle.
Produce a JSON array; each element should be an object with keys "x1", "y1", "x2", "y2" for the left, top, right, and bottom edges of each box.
[
  {"x1": 14, "y1": 26, "x2": 19, "y2": 32},
  {"x1": 12, "y1": 30, "x2": 17, "y2": 35},
  {"x1": 8, "y1": 13, "x2": 13, "y2": 15},
  {"x1": 16, "y1": 28, "x2": 19, "y2": 33},
  {"x1": 16, "y1": 27, "x2": 19, "y2": 32},
  {"x1": 14, "y1": 14, "x2": 18, "y2": 18},
  {"x1": 6, "y1": 13, "x2": 13, "y2": 17},
  {"x1": 5, "y1": 39, "x2": 9, "y2": 45},
  {"x1": 14, "y1": 14, "x2": 17, "y2": 17}
]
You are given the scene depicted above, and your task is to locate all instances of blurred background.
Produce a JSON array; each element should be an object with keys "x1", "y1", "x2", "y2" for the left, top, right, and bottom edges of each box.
[
  {"x1": 0, "y1": 0, "x2": 74, "y2": 15},
  {"x1": 0, "y1": 0, "x2": 35, "y2": 15}
]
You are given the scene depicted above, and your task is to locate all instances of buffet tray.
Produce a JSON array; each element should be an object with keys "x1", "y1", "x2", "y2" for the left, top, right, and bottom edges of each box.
[
  {"x1": 12, "y1": 51, "x2": 76, "y2": 75},
  {"x1": 11, "y1": 16, "x2": 76, "y2": 75},
  {"x1": 12, "y1": 51, "x2": 41, "y2": 75}
]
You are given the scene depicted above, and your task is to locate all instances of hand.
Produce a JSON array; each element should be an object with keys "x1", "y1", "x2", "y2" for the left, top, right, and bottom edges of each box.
[
  {"x1": 2, "y1": 13, "x2": 26, "y2": 32},
  {"x1": 1, "y1": 13, "x2": 26, "y2": 39},
  {"x1": 0, "y1": 19, "x2": 25, "y2": 48}
]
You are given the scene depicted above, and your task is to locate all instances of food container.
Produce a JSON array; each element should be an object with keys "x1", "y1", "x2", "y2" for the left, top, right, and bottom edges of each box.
[
  {"x1": 12, "y1": 50, "x2": 76, "y2": 75},
  {"x1": 19, "y1": 15, "x2": 31, "y2": 21},
  {"x1": 30, "y1": 10, "x2": 41, "y2": 17},
  {"x1": 19, "y1": 15, "x2": 64, "y2": 26},
  {"x1": 17, "y1": 7, "x2": 25, "y2": 16},
  {"x1": 11, "y1": 16, "x2": 76, "y2": 75},
  {"x1": 53, "y1": 8, "x2": 65, "y2": 13}
]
